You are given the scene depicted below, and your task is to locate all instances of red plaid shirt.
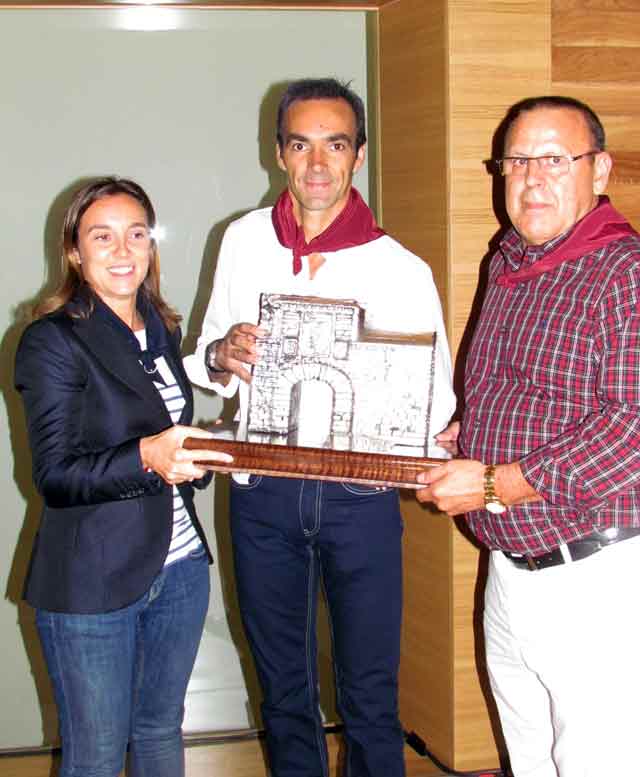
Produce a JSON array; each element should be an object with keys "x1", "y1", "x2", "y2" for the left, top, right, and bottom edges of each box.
[{"x1": 461, "y1": 204, "x2": 640, "y2": 554}]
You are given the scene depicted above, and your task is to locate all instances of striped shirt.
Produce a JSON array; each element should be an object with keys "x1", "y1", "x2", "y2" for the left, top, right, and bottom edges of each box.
[
  {"x1": 461, "y1": 216, "x2": 640, "y2": 555},
  {"x1": 135, "y1": 330, "x2": 202, "y2": 566}
]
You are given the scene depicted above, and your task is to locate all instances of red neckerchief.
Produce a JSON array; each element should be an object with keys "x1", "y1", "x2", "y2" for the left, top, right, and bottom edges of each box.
[
  {"x1": 271, "y1": 187, "x2": 386, "y2": 275},
  {"x1": 496, "y1": 196, "x2": 638, "y2": 287}
]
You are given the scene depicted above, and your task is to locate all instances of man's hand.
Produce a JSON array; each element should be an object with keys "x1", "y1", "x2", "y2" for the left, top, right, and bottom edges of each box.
[
  {"x1": 415, "y1": 459, "x2": 542, "y2": 516},
  {"x1": 416, "y1": 459, "x2": 485, "y2": 515},
  {"x1": 208, "y1": 323, "x2": 266, "y2": 384},
  {"x1": 434, "y1": 421, "x2": 460, "y2": 456}
]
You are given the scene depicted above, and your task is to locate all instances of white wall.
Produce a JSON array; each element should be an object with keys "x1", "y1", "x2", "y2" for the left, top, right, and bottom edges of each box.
[{"x1": 0, "y1": 7, "x2": 370, "y2": 749}]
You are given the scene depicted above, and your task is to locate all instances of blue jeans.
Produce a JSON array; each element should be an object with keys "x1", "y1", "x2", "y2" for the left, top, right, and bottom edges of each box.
[
  {"x1": 230, "y1": 476, "x2": 405, "y2": 777},
  {"x1": 36, "y1": 550, "x2": 210, "y2": 777}
]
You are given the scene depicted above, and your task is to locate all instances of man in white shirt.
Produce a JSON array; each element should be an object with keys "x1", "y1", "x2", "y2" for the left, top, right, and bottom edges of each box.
[{"x1": 185, "y1": 78, "x2": 455, "y2": 777}]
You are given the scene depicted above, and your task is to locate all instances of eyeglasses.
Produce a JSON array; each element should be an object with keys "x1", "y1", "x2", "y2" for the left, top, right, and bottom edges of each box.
[{"x1": 494, "y1": 150, "x2": 600, "y2": 177}]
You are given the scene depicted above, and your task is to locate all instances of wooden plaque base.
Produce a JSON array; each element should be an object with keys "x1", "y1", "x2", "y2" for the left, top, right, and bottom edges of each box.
[{"x1": 183, "y1": 437, "x2": 445, "y2": 489}]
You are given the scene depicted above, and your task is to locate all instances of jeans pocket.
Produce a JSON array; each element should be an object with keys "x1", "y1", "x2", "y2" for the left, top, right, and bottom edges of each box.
[
  {"x1": 187, "y1": 543, "x2": 208, "y2": 560},
  {"x1": 340, "y1": 482, "x2": 392, "y2": 496},
  {"x1": 231, "y1": 474, "x2": 263, "y2": 490}
]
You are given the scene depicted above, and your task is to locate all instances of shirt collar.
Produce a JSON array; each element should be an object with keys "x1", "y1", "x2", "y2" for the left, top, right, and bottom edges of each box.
[{"x1": 500, "y1": 226, "x2": 572, "y2": 271}]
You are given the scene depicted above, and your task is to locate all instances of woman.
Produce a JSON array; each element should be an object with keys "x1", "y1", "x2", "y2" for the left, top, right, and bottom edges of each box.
[{"x1": 14, "y1": 177, "x2": 232, "y2": 777}]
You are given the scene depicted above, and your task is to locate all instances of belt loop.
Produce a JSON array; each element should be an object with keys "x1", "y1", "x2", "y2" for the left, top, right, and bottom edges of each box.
[{"x1": 559, "y1": 543, "x2": 573, "y2": 564}]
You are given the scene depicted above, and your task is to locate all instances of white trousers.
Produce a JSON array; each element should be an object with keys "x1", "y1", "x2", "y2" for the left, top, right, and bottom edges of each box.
[{"x1": 485, "y1": 537, "x2": 640, "y2": 777}]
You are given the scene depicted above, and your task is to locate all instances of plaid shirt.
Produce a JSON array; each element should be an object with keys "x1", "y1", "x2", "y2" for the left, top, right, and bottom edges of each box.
[{"x1": 461, "y1": 215, "x2": 640, "y2": 554}]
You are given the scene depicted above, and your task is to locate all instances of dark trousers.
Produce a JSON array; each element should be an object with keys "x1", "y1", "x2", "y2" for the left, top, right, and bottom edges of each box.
[{"x1": 230, "y1": 476, "x2": 406, "y2": 777}]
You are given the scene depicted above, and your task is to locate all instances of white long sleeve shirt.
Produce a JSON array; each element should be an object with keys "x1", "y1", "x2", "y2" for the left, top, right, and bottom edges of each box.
[{"x1": 184, "y1": 206, "x2": 456, "y2": 452}]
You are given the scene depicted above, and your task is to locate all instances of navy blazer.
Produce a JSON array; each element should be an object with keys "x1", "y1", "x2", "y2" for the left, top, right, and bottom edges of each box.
[{"x1": 14, "y1": 297, "x2": 212, "y2": 614}]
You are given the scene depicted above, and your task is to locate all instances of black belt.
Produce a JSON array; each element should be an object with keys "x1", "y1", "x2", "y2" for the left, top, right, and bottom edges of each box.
[{"x1": 503, "y1": 527, "x2": 640, "y2": 571}]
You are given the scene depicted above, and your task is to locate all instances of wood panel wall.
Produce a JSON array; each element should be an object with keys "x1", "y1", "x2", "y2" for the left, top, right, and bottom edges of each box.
[
  {"x1": 379, "y1": 0, "x2": 551, "y2": 771},
  {"x1": 378, "y1": 0, "x2": 449, "y2": 315},
  {"x1": 448, "y1": 0, "x2": 551, "y2": 354},
  {"x1": 378, "y1": 0, "x2": 454, "y2": 764},
  {"x1": 449, "y1": 5, "x2": 550, "y2": 768},
  {"x1": 551, "y1": 0, "x2": 640, "y2": 226}
]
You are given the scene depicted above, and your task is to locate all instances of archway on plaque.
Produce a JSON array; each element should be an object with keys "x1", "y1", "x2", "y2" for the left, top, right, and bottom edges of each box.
[
  {"x1": 264, "y1": 362, "x2": 353, "y2": 450},
  {"x1": 289, "y1": 379, "x2": 334, "y2": 448}
]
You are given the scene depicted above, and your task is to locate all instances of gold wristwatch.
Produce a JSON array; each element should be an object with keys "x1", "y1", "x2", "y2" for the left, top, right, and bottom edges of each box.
[{"x1": 484, "y1": 464, "x2": 507, "y2": 514}]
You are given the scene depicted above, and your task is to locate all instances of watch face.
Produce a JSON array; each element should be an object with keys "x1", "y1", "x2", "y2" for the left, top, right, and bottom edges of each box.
[{"x1": 486, "y1": 500, "x2": 507, "y2": 515}]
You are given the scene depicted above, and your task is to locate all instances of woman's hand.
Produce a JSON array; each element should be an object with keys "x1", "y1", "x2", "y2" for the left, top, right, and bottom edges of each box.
[{"x1": 140, "y1": 425, "x2": 233, "y2": 485}]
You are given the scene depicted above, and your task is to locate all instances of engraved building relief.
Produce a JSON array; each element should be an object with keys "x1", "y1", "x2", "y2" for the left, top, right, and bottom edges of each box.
[{"x1": 247, "y1": 294, "x2": 436, "y2": 457}]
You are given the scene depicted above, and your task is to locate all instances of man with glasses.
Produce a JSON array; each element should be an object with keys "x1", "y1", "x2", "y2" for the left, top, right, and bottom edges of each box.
[{"x1": 416, "y1": 96, "x2": 640, "y2": 776}]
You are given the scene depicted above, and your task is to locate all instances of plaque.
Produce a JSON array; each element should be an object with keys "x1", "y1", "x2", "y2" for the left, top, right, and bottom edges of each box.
[
  {"x1": 186, "y1": 294, "x2": 448, "y2": 487},
  {"x1": 184, "y1": 435, "x2": 444, "y2": 489}
]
